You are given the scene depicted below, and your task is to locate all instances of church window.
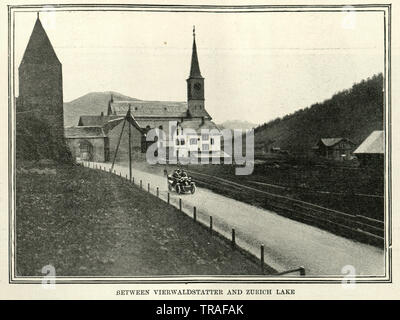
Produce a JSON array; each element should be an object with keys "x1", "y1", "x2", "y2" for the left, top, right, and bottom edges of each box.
[
  {"x1": 180, "y1": 139, "x2": 185, "y2": 145},
  {"x1": 202, "y1": 134, "x2": 209, "y2": 141},
  {"x1": 202, "y1": 144, "x2": 209, "y2": 151},
  {"x1": 210, "y1": 138, "x2": 214, "y2": 145}
]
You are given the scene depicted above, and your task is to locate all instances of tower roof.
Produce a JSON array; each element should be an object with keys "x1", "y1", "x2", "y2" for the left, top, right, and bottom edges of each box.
[
  {"x1": 20, "y1": 15, "x2": 60, "y2": 66},
  {"x1": 189, "y1": 26, "x2": 202, "y2": 78}
]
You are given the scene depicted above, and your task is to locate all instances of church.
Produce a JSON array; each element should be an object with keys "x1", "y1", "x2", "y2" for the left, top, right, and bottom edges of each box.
[{"x1": 67, "y1": 27, "x2": 223, "y2": 163}]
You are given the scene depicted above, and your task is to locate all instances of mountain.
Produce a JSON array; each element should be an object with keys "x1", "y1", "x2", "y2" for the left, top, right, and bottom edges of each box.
[
  {"x1": 218, "y1": 120, "x2": 258, "y2": 131},
  {"x1": 254, "y1": 73, "x2": 384, "y2": 155},
  {"x1": 63, "y1": 91, "x2": 140, "y2": 126}
]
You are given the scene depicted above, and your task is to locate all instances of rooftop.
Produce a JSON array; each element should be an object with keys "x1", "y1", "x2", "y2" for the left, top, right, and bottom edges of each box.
[{"x1": 354, "y1": 130, "x2": 384, "y2": 154}]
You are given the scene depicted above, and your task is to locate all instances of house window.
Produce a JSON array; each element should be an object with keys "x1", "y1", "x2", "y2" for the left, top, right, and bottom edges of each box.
[
  {"x1": 180, "y1": 139, "x2": 185, "y2": 145},
  {"x1": 176, "y1": 139, "x2": 179, "y2": 146},
  {"x1": 190, "y1": 138, "x2": 197, "y2": 145},
  {"x1": 159, "y1": 125, "x2": 163, "y2": 130},
  {"x1": 210, "y1": 138, "x2": 214, "y2": 145},
  {"x1": 202, "y1": 134, "x2": 209, "y2": 141},
  {"x1": 202, "y1": 144, "x2": 209, "y2": 151}
]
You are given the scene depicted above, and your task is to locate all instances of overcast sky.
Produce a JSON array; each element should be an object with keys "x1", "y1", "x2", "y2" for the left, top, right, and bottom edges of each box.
[{"x1": 14, "y1": 10, "x2": 384, "y2": 125}]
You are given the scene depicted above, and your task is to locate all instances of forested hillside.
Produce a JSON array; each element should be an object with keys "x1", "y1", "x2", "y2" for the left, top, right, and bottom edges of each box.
[{"x1": 254, "y1": 73, "x2": 384, "y2": 154}]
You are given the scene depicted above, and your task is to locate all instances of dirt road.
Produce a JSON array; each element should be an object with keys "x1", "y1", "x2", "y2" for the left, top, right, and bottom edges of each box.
[{"x1": 90, "y1": 161, "x2": 385, "y2": 277}]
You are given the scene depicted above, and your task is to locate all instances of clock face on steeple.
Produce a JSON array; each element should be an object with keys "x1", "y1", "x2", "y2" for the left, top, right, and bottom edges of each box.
[{"x1": 194, "y1": 83, "x2": 202, "y2": 90}]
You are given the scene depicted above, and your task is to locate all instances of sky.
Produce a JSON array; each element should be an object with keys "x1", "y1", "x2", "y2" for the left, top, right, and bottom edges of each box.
[{"x1": 14, "y1": 9, "x2": 385, "y2": 125}]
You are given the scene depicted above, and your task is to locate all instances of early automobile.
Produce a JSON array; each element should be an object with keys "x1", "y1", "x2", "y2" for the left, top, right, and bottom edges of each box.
[{"x1": 167, "y1": 171, "x2": 196, "y2": 194}]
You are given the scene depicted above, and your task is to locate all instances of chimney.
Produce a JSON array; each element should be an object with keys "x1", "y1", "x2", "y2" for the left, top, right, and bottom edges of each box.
[{"x1": 101, "y1": 111, "x2": 104, "y2": 116}]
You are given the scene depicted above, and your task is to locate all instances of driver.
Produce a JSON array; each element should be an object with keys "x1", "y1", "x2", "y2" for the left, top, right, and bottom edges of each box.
[
  {"x1": 180, "y1": 170, "x2": 188, "y2": 178},
  {"x1": 172, "y1": 168, "x2": 182, "y2": 186}
]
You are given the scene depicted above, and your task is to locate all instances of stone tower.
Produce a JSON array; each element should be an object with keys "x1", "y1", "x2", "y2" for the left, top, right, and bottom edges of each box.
[
  {"x1": 16, "y1": 14, "x2": 71, "y2": 162},
  {"x1": 17, "y1": 14, "x2": 64, "y2": 139},
  {"x1": 186, "y1": 26, "x2": 205, "y2": 116}
]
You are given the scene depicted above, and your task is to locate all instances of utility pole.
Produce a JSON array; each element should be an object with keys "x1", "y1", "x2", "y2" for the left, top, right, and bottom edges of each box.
[{"x1": 128, "y1": 105, "x2": 132, "y2": 181}]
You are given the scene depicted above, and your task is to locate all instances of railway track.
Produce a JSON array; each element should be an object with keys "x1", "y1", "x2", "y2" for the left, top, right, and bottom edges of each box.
[{"x1": 188, "y1": 170, "x2": 384, "y2": 247}]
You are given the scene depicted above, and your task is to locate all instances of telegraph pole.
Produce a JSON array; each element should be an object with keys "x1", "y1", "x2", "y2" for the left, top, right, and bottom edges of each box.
[{"x1": 128, "y1": 105, "x2": 132, "y2": 181}]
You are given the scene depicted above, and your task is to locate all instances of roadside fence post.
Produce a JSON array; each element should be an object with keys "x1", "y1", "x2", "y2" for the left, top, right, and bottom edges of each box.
[{"x1": 260, "y1": 244, "x2": 265, "y2": 274}]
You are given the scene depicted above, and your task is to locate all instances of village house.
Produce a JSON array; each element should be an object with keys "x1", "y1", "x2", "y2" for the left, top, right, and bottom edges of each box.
[
  {"x1": 353, "y1": 130, "x2": 384, "y2": 167},
  {"x1": 67, "y1": 27, "x2": 224, "y2": 163},
  {"x1": 65, "y1": 115, "x2": 143, "y2": 162},
  {"x1": 313, "y1": 138, "x2": 356, "y2": 161}
]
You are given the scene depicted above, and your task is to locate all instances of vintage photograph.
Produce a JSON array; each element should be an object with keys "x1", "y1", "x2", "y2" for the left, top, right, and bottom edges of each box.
[{"x1": 9, "y1": 3, "x2": 390, "y2": 284}]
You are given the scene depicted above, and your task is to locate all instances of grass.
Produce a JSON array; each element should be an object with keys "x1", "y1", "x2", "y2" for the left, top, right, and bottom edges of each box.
[{"x1": 15, "y1": 161, "x2": 268, "y2": 276}]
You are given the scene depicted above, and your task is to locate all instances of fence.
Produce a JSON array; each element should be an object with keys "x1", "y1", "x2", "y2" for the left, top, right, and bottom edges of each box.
[{"x1": 82, "y1": 161, "x2": 306, "y2": 276}]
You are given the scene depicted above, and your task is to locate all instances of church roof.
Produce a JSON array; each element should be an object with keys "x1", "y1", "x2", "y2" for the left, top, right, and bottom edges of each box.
[
  {"x1": 179, "y1": 119, "x2": 220, "y2": 134},
  {"x1": 189, "y1": 30, "x2": 203, "y2": 79},
  {"x1": 188, "y1": 108, "x2": 211, "y2": 119},
  {"x1": 109, "y1": 100, "x2": 212, "y2": 120},
  {"x1": 20, "y1": 16, "x2": 60, "y2": 66},
  {"x1": 111, "y1": 101, "x2": 188, "y2": 118},
  {"x1": 77, "y1": 114, "x2": 143, "y2": 133},
  {"x1": 78, "y1": 115, "x2": 121, "y2": 126}
]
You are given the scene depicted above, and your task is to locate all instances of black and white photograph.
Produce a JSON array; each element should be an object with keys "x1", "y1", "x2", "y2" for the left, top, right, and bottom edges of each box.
[{"x1": 1, "y1": 1, "x2": 398, "y2": 300}]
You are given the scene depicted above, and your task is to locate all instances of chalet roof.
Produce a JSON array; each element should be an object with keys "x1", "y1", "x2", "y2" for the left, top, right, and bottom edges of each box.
[
  {"x1": 20, "y1": 17, "x2": 60, "y2": 66},
  {"x1": 317, "y1": 138, "x2": 354, "y2": 147},
  {"x1": 64, "y1": 126, "x2": 106, "y2": 139},
  {"x1": 320, "y1": 138, "x2": 345, "y2": 147},
  {"x1": 354, "y1": 130, "x2": 384, "y2": 154}
]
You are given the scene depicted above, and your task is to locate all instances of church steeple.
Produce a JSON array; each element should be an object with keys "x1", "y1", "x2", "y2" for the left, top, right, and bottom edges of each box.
[
  {"x1": 187, "y1": 26, "x2": 205, "y2": 117},
  {"x1": 189, "y1": 26, "x2": 202, "y2": 78}
]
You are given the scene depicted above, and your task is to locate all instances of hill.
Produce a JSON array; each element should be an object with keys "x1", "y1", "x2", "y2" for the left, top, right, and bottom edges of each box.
[
  {"x1": 254, "y1": 73, "x2": 384, "y2": 155},
  {"x1": 63, "y1": 91, "x2": 140, "y2": 126},
  {"x1": 218, "y1": 120, "x2": 257, "y2": 131}
]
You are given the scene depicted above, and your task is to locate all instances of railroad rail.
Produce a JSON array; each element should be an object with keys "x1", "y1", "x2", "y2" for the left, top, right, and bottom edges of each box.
[{"x1": 187, "y1": 170, "x2": 384, "y2": 247}]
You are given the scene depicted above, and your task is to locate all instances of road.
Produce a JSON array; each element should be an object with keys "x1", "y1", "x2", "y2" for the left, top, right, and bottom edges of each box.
[{"x1": 87, "y1": 161, "x2": 385, "y2": 276}]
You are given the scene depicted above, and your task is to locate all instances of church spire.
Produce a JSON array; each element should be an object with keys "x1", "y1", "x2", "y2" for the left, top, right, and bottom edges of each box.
[{"x1": 189, "y1": 25, "x2": 202, "y2": 78}]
